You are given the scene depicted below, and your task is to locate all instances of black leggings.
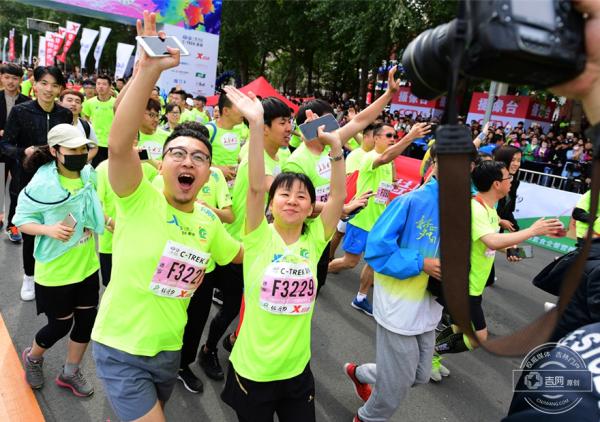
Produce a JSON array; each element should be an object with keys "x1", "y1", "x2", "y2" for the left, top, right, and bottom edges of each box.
[
  {"x1": 22, "y1": 232, "x2": 35, "y2": 276},
  {"x1": 205, "y1": 263, "x2": 243, "y2": 351},
  {"x1": 180, "y1": 271, "x2": 216, "y2": 368}
]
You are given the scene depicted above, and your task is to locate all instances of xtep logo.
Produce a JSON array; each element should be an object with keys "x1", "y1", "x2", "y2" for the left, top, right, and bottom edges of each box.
[{"x1": 196, "y1": 53, "x2": 210, "y2": 61}]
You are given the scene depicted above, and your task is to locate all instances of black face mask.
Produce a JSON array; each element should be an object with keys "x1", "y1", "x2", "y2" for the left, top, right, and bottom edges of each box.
[{"x1": 61, "y1": 153, "x2": 88, "y2": 172}]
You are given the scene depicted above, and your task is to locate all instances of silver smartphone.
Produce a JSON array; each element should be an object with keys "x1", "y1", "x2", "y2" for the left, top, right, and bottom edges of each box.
[
  {"x1": 136, "y1": 36, "x2": 190, "y2": 57},
  {"x1": 61, "y1": 213, "x2": 77, "y2": 228}
]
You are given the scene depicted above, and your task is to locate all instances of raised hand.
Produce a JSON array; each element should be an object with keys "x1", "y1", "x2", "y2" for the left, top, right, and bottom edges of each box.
[
  {"x1": 316, "y1": 124, "x2": 342, "y2": 150},
  {"x1": 135, "y1": 10, "x2": 180, "y2": 72},
  {"x1": 385, "y1": 65, "x2": 401, "y2": 94},
  {"x1": 407, "y1": 122, "x2": 431, "y2": 139},
  {"x1": 222, "y1": 86, "x2": 264, "y2": 124}
]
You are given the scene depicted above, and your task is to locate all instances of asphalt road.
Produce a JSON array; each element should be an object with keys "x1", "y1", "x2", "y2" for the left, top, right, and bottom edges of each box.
[{"x1": 0, "y1": 230, "x2": 559, "y2": 422}]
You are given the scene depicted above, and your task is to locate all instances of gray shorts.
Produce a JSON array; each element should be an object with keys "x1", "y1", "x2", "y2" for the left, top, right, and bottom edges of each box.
[{"x1": 93, "y1": 341, "x2": 180, "y2": 421}]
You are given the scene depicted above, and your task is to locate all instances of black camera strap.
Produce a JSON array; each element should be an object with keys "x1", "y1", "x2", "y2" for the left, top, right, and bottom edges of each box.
[{"x1": 437, "y1": 2, "x2": 600, "y2": 356}]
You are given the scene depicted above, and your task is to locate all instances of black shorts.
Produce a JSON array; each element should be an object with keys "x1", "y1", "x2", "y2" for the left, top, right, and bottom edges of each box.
[
  {"x1": 469, "y1": 295, "x2": 487, "y2": 331},
  {"x1": 221, "y1": 362, "x2": 315, "y2": 422},
  {"x1": 35, "y1": 271, "x2": 100, "y2": 318}
]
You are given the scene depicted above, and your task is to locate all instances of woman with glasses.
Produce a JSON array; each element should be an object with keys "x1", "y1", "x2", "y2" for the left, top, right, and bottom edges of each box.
[
  {"x1": 162, "y1": 102, "x2": 181, "y2": 133},
  {"x1": 90, "y1": 13, "x2": 243, "y2": 422}
]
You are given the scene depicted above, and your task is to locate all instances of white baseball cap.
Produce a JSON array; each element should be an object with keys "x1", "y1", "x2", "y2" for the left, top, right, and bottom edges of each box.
[{"x1": 47, "y1": 124, "x2": 97, "y2": 148}]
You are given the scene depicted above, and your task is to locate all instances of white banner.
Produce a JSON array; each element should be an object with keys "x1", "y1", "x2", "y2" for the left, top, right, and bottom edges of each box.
[
  {"x1": 114, "y1": 42, "x2": 135, "y2": 79},
  {"x1": 93, "y1": 26, "x2": 111, "y2": 71},
  {"x1": 157, "y1": 24, "x2": 219, "y2": 97},
  {"x1": 38, "y1": 36, "x2": 46, "y2": 66},
  {"x1": 28, "y1": 34, "x2": 32, "y2": 65},
  {"x1": 390, "y1": 103, "x2": 444, "y2": 120},
  {"x1": 2, "y1": 37, "x2": 7, "y2": 62},
  {"x1": 21, "y1": 34, "x2": 28, "y2": 64},
  {"x1": 514, "y1": 181, "x2": 582, "y2": 219},
  {"x1": 79, "y1": 27, "x2": 98, "y2": 70},
  {"x1": 466, "y1": 112, "x2": 553, "y2": 133}
]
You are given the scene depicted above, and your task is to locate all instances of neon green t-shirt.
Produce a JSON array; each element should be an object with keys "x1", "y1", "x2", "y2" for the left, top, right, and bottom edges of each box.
[
  {"x1": 278, "y1": 146, "x2": 291, "y2": 167},
  {"x1": 96, "y1": 160, "x2": 159, "y2": 254},
  {"x1": 230, "y1": 217, "x2": 329, "y2": 381},
  {"x1": 81, "y1": 96, "x2": 116, "y2": 148},
  {"x1": 152, "y1": 167, "x2": 232, "y2": 211},
  {"x1": 91, "y1": 179, "x2": 240, "y2": 356},
  {"x1": 347, "y1": 137, "x2": 360, "y2": 151},
  {"x1": 206, "y1": 123, "x2": 241, "y2": 167},
  {"x1": 345, "y1": 148, "x2": 367, "y2": 175},
  {"x1": 35, "y1": 175, "x2": 99, "y2": 286},
  {"x1": 138, "y1": 128, "x2": 170, "y2": 160},
  {"x1": 469, "y1": 198, "x2": 499, "y2": 296},
  {"x1": 574, "y1": 190, "x2": 600, "y2": 238},
  {"x1": 226, "y1": 152, "x2": 280, "y2": 241},
  {"x1": 349, "y1": 151, "x2": 393, "y2": 233},
  {"x1": 235, "y1": 123, "x2": 250, "y2": 147},
  {"x1": 179, "y1": 108, "x2": 196, "y2": 123},
  {"x1": 283, "y1": 142, "x2": 331, "y2": 202},
  {"x1": 20, "y1": 79, "x2": 32, "y2": 97},
  {"x1": 191, "y1": 108, "x2": 211, "y2": 124}
]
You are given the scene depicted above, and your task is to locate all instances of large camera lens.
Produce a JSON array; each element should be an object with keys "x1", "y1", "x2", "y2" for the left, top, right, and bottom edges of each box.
[{"x1": 401, "y1": 20, "x2": 456, "y2": 100}]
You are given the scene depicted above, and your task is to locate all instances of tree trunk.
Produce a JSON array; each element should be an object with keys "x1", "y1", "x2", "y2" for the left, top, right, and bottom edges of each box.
[
  {"x1": 358, "y1": 59, "x2": 368, "y2": 107},
  {"x1": 288, "y1": 49, "x2": 298, "y2": 95},
  {"x1": 306, "y1": 50, "x2": 314, "y2": 95},
  {"x1": 259, "y1": 51, "x2": 267, "y2": 76}
]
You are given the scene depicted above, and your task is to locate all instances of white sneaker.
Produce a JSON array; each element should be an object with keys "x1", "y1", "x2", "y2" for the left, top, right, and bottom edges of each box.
[
  {"x1": 439, "y1": 363, "x2": 450, "y2": 377},
  {"x1": 544, "y1": 302, "x2": 557, "y2": 312},
  {"x1": 430, "y1": 366, "x2": 442, "y2": 382},
  {"x1": 21, "y1": 275, "x2": 35, "y2": 301}
]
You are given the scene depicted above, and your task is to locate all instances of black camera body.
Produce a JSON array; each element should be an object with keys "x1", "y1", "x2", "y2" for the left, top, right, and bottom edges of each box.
[{"x1": 402, "y1": 0, "x2": 586, "y2": 99}]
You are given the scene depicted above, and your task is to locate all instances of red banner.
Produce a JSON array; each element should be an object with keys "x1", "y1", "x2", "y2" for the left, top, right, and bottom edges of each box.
[
  {"x1": 390, "y1": 86, "x2": 446, "y2": 119},
  {"x1": 389, "y1": 155, "x2": 422, "y2": 201},
  {"x1": 45, "y1": 33, "x2": 64, "y2": 67},
  {"x1": 57, "y1": 30, "x2": 78, "y2": 63},
  {"x1": 8, "y1": 29, "x2": 15, "y2": 62}
]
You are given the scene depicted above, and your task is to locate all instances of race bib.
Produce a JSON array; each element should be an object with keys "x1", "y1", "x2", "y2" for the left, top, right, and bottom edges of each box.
[
  {"x1": 77, "y1": 229, "x2": 92, "y2": 245},
  {"x1": 149, "y1": 240, "x2": 210, "y2": 299},
  {"x1": 141, "y1": 142, "x2": 163, "y2": 160},
  {"x1": 374, "y1": 181, "x2": 394, "y2": 205},
  {"x1": 315, "y1": 184, "x2": 330, "y2": 202},
  {"x1": 220, "y1": 133, "x2": 240, "y2": 151},
  {"x1": 316, "y1": 155, "x2": 331, "y2": 179},
  {"x1": 260, "y1": 260, "x2": 316, "y2": 315},
  {"x1": 485, "y1": 248, "x2": 496, "y2": 258}
]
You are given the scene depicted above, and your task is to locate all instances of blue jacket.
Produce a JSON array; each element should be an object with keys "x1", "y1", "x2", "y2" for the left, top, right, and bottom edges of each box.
[
  {"x1": 365, "y1": 178, "x2": 440, "y2": 280},
  {"x1": 13, "y1": 161, "x2": 104, "y2": 262}
]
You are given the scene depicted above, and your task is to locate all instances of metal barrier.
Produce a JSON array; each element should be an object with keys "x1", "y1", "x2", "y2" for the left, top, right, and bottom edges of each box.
[{"x1": 517, "y1": 168, "x2": 571, "y2": 190}]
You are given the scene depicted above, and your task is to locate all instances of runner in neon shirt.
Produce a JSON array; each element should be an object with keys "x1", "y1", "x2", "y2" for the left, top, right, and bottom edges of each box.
[
  {"x1": 81, "y1": 74, "x2": 115, "y2": 166},
  {"x1": 328, "y1": 122, "x2": 430, "y2": 315},
  {"x1": 192, "y1": 95, "x2": 211, "y2": 124},
  {"x1": 220, "y1": 85, "x2": 345, "y2": 422},
  {"x1": 90, "y1": 13, "x2": 243, "y2": 421}
]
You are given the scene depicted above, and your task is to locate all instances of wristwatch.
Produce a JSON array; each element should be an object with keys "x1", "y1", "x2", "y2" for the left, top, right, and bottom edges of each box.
[{"x1": 329, "y1": 151, "x2": 344, "y2": 162}]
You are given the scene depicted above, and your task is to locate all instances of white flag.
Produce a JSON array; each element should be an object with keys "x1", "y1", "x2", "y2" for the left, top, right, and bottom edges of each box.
[
  {"x1": 28, "y1": 34, "x2": 33, "y2": 65},
  {"x1": 21, "y1": 34, "x2": 28, "y2": 64},
  {"x1": 38, "y1": 36, "x2": 46, "y2": 66},
  {"x1": 2, "y1": 37, "x2": 7, "y2": 63},
  {"x1": 114, "y1": 43, "x2": 135, "y2": 79},
  {"x1": 93, "y1": 26, "x2": 111, "y2": 71},
  {"x1": 79, "y1": 27, "x2": 98, "y2": 70},
  {"x1": 65, "y1": 20, "x2": 81, "y2": 35}
]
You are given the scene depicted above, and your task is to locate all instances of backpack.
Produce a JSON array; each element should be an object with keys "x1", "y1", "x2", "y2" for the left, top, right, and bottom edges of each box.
[
  {"x1": 532, "y1": 249, "x2": 580, "y2": 296},
  {"x1": 79, "y1": 118, "x2": 91, "y2": 139},
  {"x1": 205, "y1": 121, "x2": 218, "y2": 144}
]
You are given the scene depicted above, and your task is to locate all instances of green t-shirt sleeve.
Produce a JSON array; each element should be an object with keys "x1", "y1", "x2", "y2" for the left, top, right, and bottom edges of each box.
[
  {"x1": 282, "y1": 159, "x2": 304, "y2": 174},
  {"x1": 242, "y1": 216, "x2": 269, "y2": 248},
  {"x1": 577, "y1": 191, "x2": 590, "y2": 210},
  {"x1": 471, "y1": 202, "x2": 496, "y2": 242},
  {"x1": 214, "y1": 168, "x2": 233, "y2": 208},
  {"x1": 81, "y1": 100, "x2": 91, "y2": 119},
  {"x1": 115, "y1": 177, "x2": 156, "y2": 213},
  {"x1": 142, "y1": 163, "x2": 159, "y2": 182},
  {"x1": 359, "y1": 152, "x2": 376, "y2": 174},
  {"x1": 209, "y1": 216, "x2": 241, "y2": 266}
]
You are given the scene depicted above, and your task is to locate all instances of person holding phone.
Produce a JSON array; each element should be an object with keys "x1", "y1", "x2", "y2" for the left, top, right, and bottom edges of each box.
[
  {"x1": 328, "y1": 122, "x2": 431, "y2": 316},
  {"x1": 220, "y1": 85, "x2": 345, "y2": 422},
  {"x1": 13, "y1": 124, "x2": 103, "y2": 397},
  {"x1": 90, "y1": 12, "x2": 242, "y2": 421},
  {"x1": 284, "y1": 67, "x2": 404, "y2": 295}
]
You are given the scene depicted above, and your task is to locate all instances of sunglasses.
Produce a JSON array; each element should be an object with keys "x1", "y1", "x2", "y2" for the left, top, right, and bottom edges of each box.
[{"x1": 384, "y1": 133, "x2": 399, "y2": 139}]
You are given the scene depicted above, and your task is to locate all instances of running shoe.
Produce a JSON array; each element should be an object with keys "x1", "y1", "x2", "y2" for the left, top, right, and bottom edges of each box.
[
  {"x1": 199, "y1": 346, "x2": 224, "y2": 380},
  {"x1": 56, "y1": 367, "x2": 94, "y2": 397},
  {"x1": 212, "y1": 288, "x2": 224, "y2": 306},
  {"x1": 343, "y1": 362, "x2": 372, "y2": 402},
  {"x1": 430, "y1": 354, "x2": 450, "y2": 382},
  {"x1": 22, "y1": 347, "x2": 44, "y2": 389},
  {"x1": 177, "y1": 367, "x2": 204, "y2": 393},
  {"x1": 351, "y1": 297, "x2": 373, "y2": 317},
  {"x1": 7, "y1": 225, "x2": 22, "y2": 243},
  {"x1": 222, "y1": 333, "x2": 235, "y2": 353},
  {"x1": 21, "y1": 275, "x2": 35, "y2": 301},
  {"x1": 353, "y1": 415, "x2": 364, "y2": 422}
]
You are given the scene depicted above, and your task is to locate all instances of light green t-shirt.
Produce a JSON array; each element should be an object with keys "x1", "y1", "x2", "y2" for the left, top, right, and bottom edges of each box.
[
  {"x1": 35, "y1": 175, "x2": 99, "y2": 286},
  {"x1": 226, "y1": 152, "x2": 280, "y2": 241},
  {"x1": 283, "y1": 142, "x2": 331, "y2": 202},
  {"x1": 470, "y1": 198, "x2": 500, "y2": 296},
  {"x1": 191, "y1": 108, "x2": 211, "y2": 124},
  {"x1": 230, "y1": 217, "x2": 329, "y2": 381},
  {"x1": 96, "y1": 160, "x2": 159, "y2": 254},
  {"x1": 574, "y1": 190, "x2": 600, "y2": 238},
  {"x1": 347, "y1": 137, "x2": 361, "y2": 151},
  {"x1": 152, "y1": 167, "x2": 232, "y2": 211},
  {"x1": 179, "y1": 108, "x2": 196, "y2": 123},
  {"x1": 206, "y1": 123, "x2": 241, "y2": 167},
  {"x1": 91, "y1": 179, "x2": 240, "y2": 356},
  {"x1": 138, "y1": 128, "x2": 170, "y2": 160},
  {"x1": 349, "y1": 150, "x2": 393, "y2": 233},
  {"x1": 345, "y1": 148, "x2": 367, "y2": 175},
  {"x1": 81, "y1": 96, "x2": 116, "y2": 148},
  {"x1": 239, "y1": 143, "x2": 290, "y2": 169},
  {"x1": 235, "y1": 123, "x2": 250, "y2": 146}
]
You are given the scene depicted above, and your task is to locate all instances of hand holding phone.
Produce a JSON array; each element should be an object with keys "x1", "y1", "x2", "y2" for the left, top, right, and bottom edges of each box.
[
  {"x1": 299, "y1": 114, "x2": 340, "y2": 141},
  {"x1": 136, "y1": 36, "x2": 190, "y2": 57},
  {"x1": 62, "y1": 213, "x2": 77, "y2": 228}
]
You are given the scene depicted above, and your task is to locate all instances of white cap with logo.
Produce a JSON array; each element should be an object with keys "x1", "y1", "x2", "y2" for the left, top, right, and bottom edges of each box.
[{"x1": 47, "y1": 124, "x2": 97, "y2": 149}]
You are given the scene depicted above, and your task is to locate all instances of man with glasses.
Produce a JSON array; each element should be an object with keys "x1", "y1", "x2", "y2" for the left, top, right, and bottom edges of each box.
[
  {"x1": 329, "y1": 122, "x2": 430, "y2": 316},
  {"x1": 435, "y1": 161, "x2": 563, "y2": 355},
  {"x1": 138, "y1": 98, "x2": 170, "y2": 160}
]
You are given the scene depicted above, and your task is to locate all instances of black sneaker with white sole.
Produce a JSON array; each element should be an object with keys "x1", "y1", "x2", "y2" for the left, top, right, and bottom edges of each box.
[
  {"x1": 177, "y1": 367, "x2": 204, "y2": 393},
  {"x1": 199, "y1": 346, "x2": 224, "y2": 380}
]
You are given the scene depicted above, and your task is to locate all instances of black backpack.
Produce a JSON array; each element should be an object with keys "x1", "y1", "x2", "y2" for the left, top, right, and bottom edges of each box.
[
  {"x1": 79, "y1": 118, "x2": 91, "y2": 139},
  {"x1": 532, "y1": 249, "x2": 580, "y2": 296}
]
